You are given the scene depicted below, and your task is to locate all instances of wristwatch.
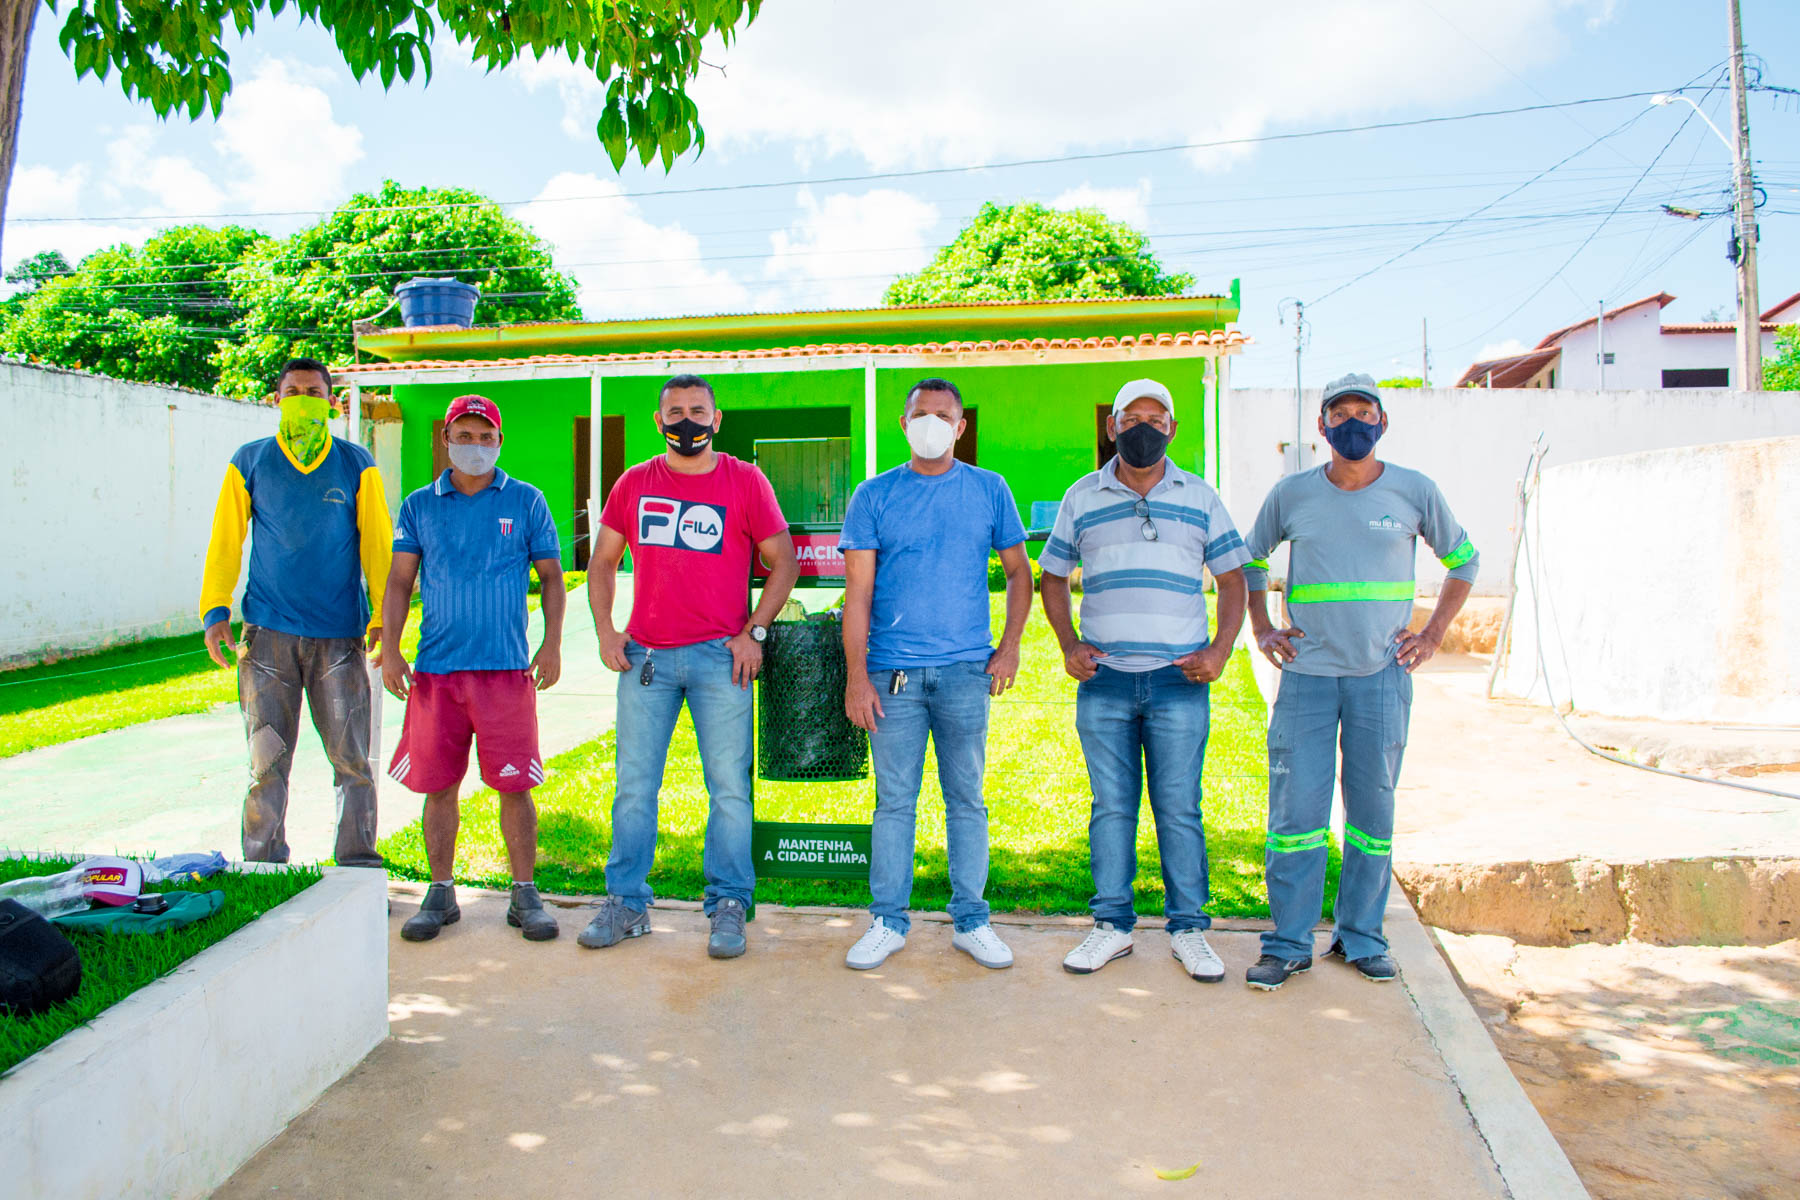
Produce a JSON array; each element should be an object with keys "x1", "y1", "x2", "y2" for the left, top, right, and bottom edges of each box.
[{"x1": 748, "y1": 623, "x2": 768, "y2": 644}]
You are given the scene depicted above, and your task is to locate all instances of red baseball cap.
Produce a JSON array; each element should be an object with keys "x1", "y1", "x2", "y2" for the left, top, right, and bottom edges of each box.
[{"x1": 444, "y1": 394, "x2": 502, "y2": 431}]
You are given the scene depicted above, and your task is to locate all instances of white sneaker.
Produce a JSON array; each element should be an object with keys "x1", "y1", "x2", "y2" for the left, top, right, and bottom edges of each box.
[
  {"x1": 1063, "y1": 921, "x2": 1133, "y2": 974},
  {"x1": 1170, "y1": 929, "x2": 1225, "y2": 983},
  {"x1": 951, "y1": 924, "x2": 1014, "y2": 969},
  {"x1": 845, "y1": 921, "x2": 906, "y2": 970}
]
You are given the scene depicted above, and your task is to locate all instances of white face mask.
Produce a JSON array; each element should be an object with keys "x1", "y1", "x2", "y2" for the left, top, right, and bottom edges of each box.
[
  {"x1": 905, "y1": 414, "x2": 957, "y2": 460},
  {"x1": 447, "y1": 442, "x2": 500, "y2": 476}
]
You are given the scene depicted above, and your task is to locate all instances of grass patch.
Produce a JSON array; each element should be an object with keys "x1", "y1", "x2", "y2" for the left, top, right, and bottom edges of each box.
[
  {"x1": 382, "y1": 598, "x2": 1339, "y2": 920},
  {"x1": 0, "y1": 857, "x2": 320, "y2": 1075}
]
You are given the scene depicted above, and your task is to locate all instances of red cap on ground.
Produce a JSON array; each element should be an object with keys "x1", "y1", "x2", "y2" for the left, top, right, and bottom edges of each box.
[{"x1": 444, "y1": 394, "x2": 502, "y2": 431}]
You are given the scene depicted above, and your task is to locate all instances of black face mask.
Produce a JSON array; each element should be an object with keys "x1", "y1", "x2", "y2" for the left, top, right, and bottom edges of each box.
[
  {"x1": 1115, "y1": 422, "x2": 1169, "y2": 469},
  {"x1": 661, "y1": 417, "x2": 714, "y2": 457}
]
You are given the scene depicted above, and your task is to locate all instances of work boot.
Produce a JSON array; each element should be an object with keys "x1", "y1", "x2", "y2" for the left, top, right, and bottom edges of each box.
[
  {"x1": 576, "y1": 895, "x2": 650, "y2": 949},
  {"x1": 400, "y1": 883, "x2": 460, "y2": 942},
  {"x1": 1245, "y1": 954, "x2": 1312, "y2": 991},
  {"x1": 1329, "y1": 939, "x2": 1399, "y2": 982},
  {"x1": 507, "y1": 883, "x2": 559, "y2": 941},
  {"x1": 708, "y1": 898, "x2": 747, "y2": 959}
]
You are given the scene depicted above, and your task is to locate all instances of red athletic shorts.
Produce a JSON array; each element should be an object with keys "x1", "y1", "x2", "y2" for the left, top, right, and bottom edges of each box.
[{"x1": 388, "y1": 670, "x2": 543, "y2": 794}]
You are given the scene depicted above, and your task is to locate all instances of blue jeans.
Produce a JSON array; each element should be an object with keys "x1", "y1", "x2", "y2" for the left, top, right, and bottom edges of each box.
[
  {"x1": 1074, "y1": 664, "x2": 1213, "y2": 933},
  {"x1": 1261, "y1": 660, "x2": 1411, "y2": 961},
  {"x1": 867, "y1": 661, "x2": 993, "y2": 935},
  {"x1": 606, "y1": 638, "x2": 754, "y2": 915}
]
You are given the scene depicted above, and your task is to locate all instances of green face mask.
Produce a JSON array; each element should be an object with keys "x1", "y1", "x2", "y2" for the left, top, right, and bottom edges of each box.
[{"x1": 278, "y1": 394, "x2": 333, "y2": 464}]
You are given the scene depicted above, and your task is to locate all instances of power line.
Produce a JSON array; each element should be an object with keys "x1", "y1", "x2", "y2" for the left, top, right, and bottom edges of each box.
[{"x1": 7, "y1": 89, "x2": 1691, "y2": 227}]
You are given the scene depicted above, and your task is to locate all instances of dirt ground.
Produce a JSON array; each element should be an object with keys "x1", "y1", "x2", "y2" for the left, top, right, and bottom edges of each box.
[{"x1": 1434, "y1": 931, "x2": 1800, "y2": 1200}]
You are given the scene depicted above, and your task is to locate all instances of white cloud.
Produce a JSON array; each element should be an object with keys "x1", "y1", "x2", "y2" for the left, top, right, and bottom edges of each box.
[
  {"x1": 213, "y1": 59, "x2": 364, "y2": 209},
  {"x1": 762, "y1": 188, "x2": 940, "y2": 310},
  {"x1": 513, "y1": 172, "x2": 750, "y2": 318},
  {"x1": 7, "y1": 165, "x2": 88, "y2": 219},
  {"x1": 1476, "y1": 338, "x2": 1529, "y2": 361},
  {"x1": 1051, "y1": 180, "x2": 1151, "y2": 230},
  {"x1": 633, "y1": 0, "x2": 1615, "y2": 171},
  {"x1": 106, "y1": 128, "x2": 227, "y2": 216}
]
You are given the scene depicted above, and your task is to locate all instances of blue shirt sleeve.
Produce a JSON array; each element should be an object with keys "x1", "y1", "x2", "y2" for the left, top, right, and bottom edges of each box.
[
  {"x1": 990, "y1": 475, "x2": 1026, "y2": 551},
  {"x1": 1036, "y1": 485, "x2": 1081, "y2": 576},
  {"x1": 393, "y1": 494, "x2": 423, "y2": 556},
  {"x1": 526, "y1": 490, "x2": 560, "y2": 562},
  {"x1": 838, "y1": 478, "x2": 882, "y2": 551}
]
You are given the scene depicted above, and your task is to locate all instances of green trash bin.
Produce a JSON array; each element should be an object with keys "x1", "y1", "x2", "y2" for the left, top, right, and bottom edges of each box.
[{"x1": 758, "y1": 614, "x2": 869, "y2": 782}]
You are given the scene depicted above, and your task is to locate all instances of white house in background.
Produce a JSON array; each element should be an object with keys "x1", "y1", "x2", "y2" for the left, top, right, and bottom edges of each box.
[{"x1": 1457, "y1": 290, "x2": 1800, "y2": 389}]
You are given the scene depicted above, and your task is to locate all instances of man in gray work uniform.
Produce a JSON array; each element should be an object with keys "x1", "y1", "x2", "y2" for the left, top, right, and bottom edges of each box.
[{"x1": 1241, "y1": 372, "x2": 1478, "y2": 990}]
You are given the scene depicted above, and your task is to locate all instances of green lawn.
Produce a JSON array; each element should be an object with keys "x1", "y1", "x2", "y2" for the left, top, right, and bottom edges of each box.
[
  {"x1": 381, "y1": 598, "x2": 1340, "y2": 920},
  {"x1": 0, "y1": 858, "x2": 320, "y2": 1074}
]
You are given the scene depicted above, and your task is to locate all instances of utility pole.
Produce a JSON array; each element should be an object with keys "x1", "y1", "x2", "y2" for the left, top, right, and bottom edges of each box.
[
  {"x1": 1728, "y1": 0, "x2": 1763, "y2": 389},
  {"x1": 1597, "y1": 299, "x2": 1606, "y2": 389},
  {"x1": 1421, "y1": 317, "x2": 1430, "y2": 388}
]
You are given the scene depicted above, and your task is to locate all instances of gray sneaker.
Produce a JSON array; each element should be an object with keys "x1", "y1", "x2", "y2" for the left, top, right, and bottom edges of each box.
[
  {"x1": 708, "y1": 898, "x2": 747, "y2": 959},
  {"x1": 400, "y1": 883, "x2": 460, "y2": 942},
  {"x1": 506, "y1": 883, "x2": 559, "y2": 942},
  {"x1": 576, "y1": 895, "x2": 650, "y2": 949}
]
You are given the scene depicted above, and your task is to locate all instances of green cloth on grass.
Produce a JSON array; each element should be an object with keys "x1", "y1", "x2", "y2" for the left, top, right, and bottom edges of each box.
[{"x1": 52, "y1": 890, "x2": 224, "y2": 934}]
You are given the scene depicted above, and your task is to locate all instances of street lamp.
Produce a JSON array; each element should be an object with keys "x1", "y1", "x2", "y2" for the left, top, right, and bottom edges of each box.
[{"x1": 1650, "y1": 93, "x2": 1733, "y2": 153}]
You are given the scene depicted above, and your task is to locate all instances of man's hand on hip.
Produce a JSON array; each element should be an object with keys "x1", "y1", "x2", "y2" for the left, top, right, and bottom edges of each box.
[
  {"x1": 1256, "y1": 626, "x2": 1304, "y2": 669},
  {"x1": 596, "y1": 627, "x2": 631, "y2": 673},
  {"x1": 1061, "y1": 641, "x2": 1107, "y2": 682},
  {"x1": 1394, "y1": 626, "x2": 1443, "y2": 673}
]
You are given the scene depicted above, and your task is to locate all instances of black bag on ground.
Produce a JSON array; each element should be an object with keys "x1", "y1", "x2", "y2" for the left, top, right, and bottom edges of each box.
[{"x1": 0, "y1": 898, "x2": 82, "y2": 1016}]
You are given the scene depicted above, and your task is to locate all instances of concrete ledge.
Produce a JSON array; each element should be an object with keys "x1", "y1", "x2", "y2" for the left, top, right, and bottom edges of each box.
[
  {"x1": 1396, "y1": 856, "x2": 1800, "y2": 946},
  {"x1": 0, "y1": 866, "x2": 388, "y2": 1200},
  {"x1": 1388, "y1": 882, "x2": 1590, "y2": 1199}
]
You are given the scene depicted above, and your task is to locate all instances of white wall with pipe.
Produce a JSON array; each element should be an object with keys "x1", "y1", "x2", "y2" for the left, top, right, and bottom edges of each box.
[
  {"x1": 0, "y1": 361, "x2": 277, "y2": 662},
  {"x1": 1222, "y1": 386, "x2": 1800, "y2": 597},
  {"x1": 1493, "y1": 435, "x2": 1800, "y2": 724}
]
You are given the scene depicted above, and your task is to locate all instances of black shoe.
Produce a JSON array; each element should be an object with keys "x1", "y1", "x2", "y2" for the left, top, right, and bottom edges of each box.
[
  {"x1": 1245, "y1": 954, "x2": 1312, "y2": 991},
  {"x1": 507, "y1": 883, "x2": 560, "y2": 941},
  {"x1": 400, "y1": 883, "x2": 460, "y2": 942},
  {"x1": 1329, "y1": 941, "x2": 1398, "y2": 982}
]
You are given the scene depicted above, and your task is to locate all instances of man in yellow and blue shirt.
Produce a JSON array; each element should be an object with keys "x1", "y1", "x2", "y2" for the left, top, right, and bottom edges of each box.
[{"x1": 199, "y1": 357, "x2": 393, "y2": 866}]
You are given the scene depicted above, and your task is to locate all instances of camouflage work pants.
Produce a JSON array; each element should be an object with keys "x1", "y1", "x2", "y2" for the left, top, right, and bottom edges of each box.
[{"x1": 237, "y1": 625, "x2": 381, "y2": 866}]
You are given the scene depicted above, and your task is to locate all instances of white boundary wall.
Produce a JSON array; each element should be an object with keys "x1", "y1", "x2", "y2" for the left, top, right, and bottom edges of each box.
[
  {"x1": 0, "y1": 361, "x2": 275, "y2": 661},
  {"x1": 1221, "y1": 387, "x2": 1800, "y2": 596},
  {"x1": 0, "y1": 866, "x2": 388, "y2": 1200},
  {"x1": 1493, "y1": 435, "x2": 1800, "y2": 724}
]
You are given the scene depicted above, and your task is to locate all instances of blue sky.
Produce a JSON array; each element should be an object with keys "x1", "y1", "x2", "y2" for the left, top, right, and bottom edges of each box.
[{"x1": 5, "y1": 0, "x2": 1797, "y2": 387}]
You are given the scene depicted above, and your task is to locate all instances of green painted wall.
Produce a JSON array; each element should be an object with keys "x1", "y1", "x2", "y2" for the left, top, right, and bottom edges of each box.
[{"x1": 393, "y1": 360, "x2": 1211, "y2": 566}]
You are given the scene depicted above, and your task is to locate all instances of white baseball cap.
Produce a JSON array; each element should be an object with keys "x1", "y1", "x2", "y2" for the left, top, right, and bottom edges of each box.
[{"x1": 1111, "y1": 378, "x2": 1174, "y2": 420}]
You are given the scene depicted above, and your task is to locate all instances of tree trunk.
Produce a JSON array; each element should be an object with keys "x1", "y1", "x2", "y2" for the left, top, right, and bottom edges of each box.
[{"x1": 0, "y1": 0, "x2": 40, "y2": 268}]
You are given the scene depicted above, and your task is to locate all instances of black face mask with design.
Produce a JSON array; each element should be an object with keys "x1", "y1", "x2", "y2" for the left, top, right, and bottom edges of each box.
[
  {"x1": 1115, "y1": 422, "x2": 1169, "y2": 469},
  {"x1": 662, "y1": 417, "x2": 714, "y2": 457}
]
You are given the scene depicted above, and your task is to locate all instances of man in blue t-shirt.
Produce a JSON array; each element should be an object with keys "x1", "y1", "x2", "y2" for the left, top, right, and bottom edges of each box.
[{"x1": 839, "y1": 377, "x2": 1030, "y2": 972}]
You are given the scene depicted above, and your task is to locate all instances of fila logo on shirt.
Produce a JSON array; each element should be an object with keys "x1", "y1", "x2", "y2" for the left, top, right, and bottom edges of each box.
[
  {"x1": 638, "y1": 496, "x2": 726, "y2": 554},
  {"x1": 498, "y1": 517, "x2": 514, "y2": 535}
]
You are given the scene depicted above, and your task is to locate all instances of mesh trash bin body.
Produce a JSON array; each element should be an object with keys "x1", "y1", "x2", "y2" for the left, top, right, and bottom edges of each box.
[{"x1": 758, "y1": 616, "x2": 869, "y2": 782}]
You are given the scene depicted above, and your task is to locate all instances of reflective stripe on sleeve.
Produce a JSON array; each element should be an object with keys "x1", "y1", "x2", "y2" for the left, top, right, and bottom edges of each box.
[{"x1": 1439, "y1": 539, "x2": 1476, "y2": 569}]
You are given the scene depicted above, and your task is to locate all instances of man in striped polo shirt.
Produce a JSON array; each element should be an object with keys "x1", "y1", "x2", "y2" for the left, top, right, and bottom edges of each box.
[
  {"x1": 1040, "y1": 379, "x2": 1250, "y2": 982},
  {"x1": 1241, "y1": 373, "x2": 1477, "y2": 990}
]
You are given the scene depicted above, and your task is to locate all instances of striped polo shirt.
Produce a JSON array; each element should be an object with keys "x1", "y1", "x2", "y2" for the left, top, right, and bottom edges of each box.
[
  {"x1": 1038, "y1": 459, "x2": 1251, "y2": 672},
  {"x1": 394, "y1": 468, "x2": 561, "y2": 674}
]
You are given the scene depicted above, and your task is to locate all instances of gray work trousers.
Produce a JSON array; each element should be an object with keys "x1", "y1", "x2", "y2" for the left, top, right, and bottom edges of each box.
[{"x1": 238, "y1": 625, "x2": 381, "y2": 866}]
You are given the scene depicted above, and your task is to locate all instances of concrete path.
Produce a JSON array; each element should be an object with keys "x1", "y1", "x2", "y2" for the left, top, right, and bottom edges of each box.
[
  {"x1": 215, "y1": 891, "x2": 1543, "y2": 1199},
  {"x1": 0, "y1": 584, "x2": 632, "y2": 863}
]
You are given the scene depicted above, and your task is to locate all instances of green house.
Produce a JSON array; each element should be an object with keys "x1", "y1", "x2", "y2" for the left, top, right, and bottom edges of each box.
[{"x1": 338, "y1": 287, "x2": 1247, "y2": 568}]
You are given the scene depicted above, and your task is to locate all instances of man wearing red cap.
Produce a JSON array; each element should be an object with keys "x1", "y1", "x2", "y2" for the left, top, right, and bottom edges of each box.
[{"x1": 381, "y1": 394, "x2": 567, "y2": 943}]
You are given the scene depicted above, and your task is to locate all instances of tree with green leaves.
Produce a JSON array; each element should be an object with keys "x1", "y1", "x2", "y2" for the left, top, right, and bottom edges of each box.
[
  {"x1": 0, "y1": 246, "x2": 69, "y2": 333},
  {"x1": 1, "y1": 224, "x2": 266, "y2": 389},
  {"x1": 213, "y1": 180, "x2": 580, "y2": 397},
  {"x1": 885, "y1": 202, "x2": 1193, "y2": 306},
  {"x1": 1766, "y1": 325, "x2": 1800, "y2": 391},
  {"x1": 0, "y1": 0, "x2": 761, "y2": 262},
  {"x1": 1377, "y1": 376, "x2": 1423, "y2": 389}
]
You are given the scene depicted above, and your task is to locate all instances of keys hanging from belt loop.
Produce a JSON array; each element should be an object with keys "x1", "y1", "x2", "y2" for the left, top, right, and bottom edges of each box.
[
  {"x1": 888, "y1": 670, "x2": 907, "y2": 695},
  {"x1": 640, "y1": 650, "x2": 656, "y2": 687}
]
